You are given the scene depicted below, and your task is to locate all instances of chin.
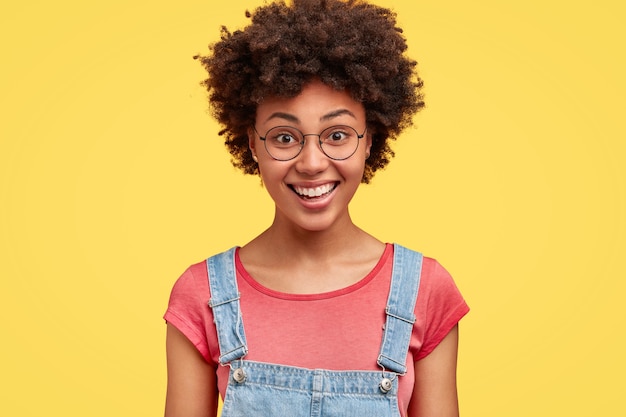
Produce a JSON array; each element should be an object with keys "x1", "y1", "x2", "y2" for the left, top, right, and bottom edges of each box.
[{"x1": 292, "y1": 212, "x2": 350, "y2": 234}]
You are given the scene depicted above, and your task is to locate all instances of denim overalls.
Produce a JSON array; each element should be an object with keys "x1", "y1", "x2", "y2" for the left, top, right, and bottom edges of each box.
[{"x1": 207, "y1": 244, "x2": 423, "y2": 417}]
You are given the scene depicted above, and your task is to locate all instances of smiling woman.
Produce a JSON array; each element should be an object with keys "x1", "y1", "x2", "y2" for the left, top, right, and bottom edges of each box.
[
  {"x1": 248, "y1": 81, "x2": 370, "y2": 233},
  {"x1": 163, "y1": 1, "x2": 468, "y2": 416},
  {"x1": 1, "y1": 0, "x2": 625, "y2": 416}
]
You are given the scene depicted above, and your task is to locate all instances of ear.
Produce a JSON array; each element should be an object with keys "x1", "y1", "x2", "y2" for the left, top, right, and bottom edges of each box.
[
  {"x1": 364, "y1": 132, "x2": 373, "y2": 159},
  {"x1": 248, "y1": 127, "x2": 259, "y2": 162}
]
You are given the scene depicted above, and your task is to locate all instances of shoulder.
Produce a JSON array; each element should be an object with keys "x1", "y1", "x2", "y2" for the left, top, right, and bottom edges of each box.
[
  {"x1": 169, "y1": 246, "x2": 239, "y2": 296},
  {"x1": 420, "y1": 256, "x2": 460, "y2": 293},
  {"x1": 392, "y1": 244, "x2": 458, "y2": 292},
  {"x1": 411, "y1": 254, "x2": 469, "y2": 360},
  {"x1": 168, "y1": 260, "x2": 210, "y2": 301},
  {"x1": 416, "y1": 255, "x2": 468, "y2": 313}
]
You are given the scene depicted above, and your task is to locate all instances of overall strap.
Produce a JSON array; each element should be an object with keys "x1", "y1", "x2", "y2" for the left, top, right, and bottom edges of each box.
[
  {"x1": 377, "y1": 243, "x2": 423, "y2": 375},
  {"x1": 206, "y1": 247, "x2": 248, "y2": 365}
]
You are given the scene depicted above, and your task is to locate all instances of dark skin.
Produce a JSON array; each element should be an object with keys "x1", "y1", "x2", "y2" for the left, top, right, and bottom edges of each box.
[{"x1": 165, "y1": 82, "x2": 461, "y2": 417}]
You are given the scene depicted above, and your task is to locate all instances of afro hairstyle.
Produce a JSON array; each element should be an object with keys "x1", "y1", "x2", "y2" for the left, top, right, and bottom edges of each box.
[{"x1": 195, "y1": 0, "x2": 424, "y2": 183}]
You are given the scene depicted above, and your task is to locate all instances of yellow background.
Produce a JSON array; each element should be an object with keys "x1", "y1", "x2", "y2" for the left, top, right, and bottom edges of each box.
[{"x1": 1, "y1": 1, "x2": 624, "y2": 416}]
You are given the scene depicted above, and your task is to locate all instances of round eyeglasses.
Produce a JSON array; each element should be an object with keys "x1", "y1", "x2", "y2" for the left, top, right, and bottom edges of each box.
[{"x1": 254, "y1": 125, "x2": 366, "y2": 161}]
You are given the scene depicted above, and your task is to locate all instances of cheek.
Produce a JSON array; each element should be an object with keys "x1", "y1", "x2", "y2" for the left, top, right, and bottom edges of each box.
[
  {"x1": 256, "y1": 161, "x2": 287, "y2": 189},
  {"x1": 340, "y1": 159, "x2": 368, "y2": 183}
]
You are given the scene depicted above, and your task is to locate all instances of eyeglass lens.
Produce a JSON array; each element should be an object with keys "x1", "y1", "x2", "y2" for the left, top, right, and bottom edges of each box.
[{"x1": 263, "y1": 125, "x2": 362, "y2": 161}]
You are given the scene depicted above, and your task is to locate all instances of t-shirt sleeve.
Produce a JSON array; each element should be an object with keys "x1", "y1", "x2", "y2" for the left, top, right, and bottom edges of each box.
[
  {"x1": 163, "y1": 262, "x2": 215, "y2": 363},
  {"x1": 413, "y1": 258, "x2": 469, "y2": 361}
]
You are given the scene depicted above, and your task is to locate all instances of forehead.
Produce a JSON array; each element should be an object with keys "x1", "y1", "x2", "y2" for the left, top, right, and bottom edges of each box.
[{"x1": 255, "y1": 80, "x2": 365, "y2": 125}]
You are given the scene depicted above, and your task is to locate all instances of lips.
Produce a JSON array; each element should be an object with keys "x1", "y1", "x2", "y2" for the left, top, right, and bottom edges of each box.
[{"x1": 291, "y1": 182, "x2": 337, "y2": 199}]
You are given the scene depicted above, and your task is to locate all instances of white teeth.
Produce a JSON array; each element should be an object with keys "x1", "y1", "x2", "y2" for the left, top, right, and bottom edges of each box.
[{"x1": 293, "y1": 183, "x2": 335, "y2": 197}]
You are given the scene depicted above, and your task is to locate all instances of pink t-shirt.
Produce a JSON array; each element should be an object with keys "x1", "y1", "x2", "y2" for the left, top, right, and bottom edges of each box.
[{"x1": 164, "y1": 243, "x2": 469, "y2": 415}]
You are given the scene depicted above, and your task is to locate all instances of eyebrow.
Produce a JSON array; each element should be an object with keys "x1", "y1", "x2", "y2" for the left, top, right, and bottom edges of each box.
[{"x1": 264, "y1": 109, "x2": 358, "y2": 124}]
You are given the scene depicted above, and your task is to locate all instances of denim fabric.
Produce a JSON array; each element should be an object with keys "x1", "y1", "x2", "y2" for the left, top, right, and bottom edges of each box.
[
  {"x1": 378, "y1": 246, "x2": 422, "y2": 375},
  {"x1": 207, "y1": 250, "x2": 248, "y2": 364},
  {"x1": 207, "y1": 244, "x2": 423, "y2": 416}
]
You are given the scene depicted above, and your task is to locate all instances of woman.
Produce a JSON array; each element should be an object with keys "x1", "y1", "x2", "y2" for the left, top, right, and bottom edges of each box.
[{"x1": 164, "y1": 1, "x2": 469, "y2": 416}]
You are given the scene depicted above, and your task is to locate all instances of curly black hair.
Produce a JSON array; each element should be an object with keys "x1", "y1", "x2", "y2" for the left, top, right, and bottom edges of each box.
[{"x1": 195, "y1": 0, "x2": 424, "y2": 183}]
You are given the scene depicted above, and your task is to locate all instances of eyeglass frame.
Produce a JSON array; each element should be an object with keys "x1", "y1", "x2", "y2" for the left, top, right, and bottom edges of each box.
[{"x1": 252, "y1": 124, "x2": 367, "y2": 161}]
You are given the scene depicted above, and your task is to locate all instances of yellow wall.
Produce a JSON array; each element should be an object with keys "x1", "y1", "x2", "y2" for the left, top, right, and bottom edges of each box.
[{"x1": 1, "y1": 1, "x2": 624, "y2": 416}]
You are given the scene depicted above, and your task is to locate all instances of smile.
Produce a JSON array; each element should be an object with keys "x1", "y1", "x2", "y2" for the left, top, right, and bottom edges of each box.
[{"x1": 291, "y1": 182, "x2": 337, "y2": 199}]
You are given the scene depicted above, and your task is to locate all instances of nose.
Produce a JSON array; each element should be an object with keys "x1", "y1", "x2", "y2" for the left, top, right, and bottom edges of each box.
[{"x1": 294, "y1": 135, "x2": 329, "y2": 175}]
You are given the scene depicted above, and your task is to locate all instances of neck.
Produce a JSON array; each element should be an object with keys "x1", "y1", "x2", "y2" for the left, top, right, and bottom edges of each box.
[
  {"x1": 271, "y1": 219, "x2": 361, "y2": 257},
  {"x1": 239, "y1": 210, "x2": 385, "y2": 294},
  {"x1": 244, "y1": 208, "x2": 380, "y2": 262}
]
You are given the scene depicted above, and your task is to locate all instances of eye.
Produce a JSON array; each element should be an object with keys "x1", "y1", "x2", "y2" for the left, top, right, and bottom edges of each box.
[
  {"x1": 329, "y1": 131, "x2": 348, "y2": 141},
  {"x1": 266, "y1": 127, "x2": 301, "y2": 147},
  {"x1": 322, "y1": 126, "x2": 355, "y2": 145},
  {"x1": 274, "y1": 133, "x2": 297, "y2": 144}
]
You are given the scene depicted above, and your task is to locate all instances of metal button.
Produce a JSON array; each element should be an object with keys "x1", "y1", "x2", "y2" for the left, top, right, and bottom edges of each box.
[
  {"x1": 379, "y1": 377, "x2": 392, "y2": 393},
  {"x1": 233, "y1": 368, "x2": 246, "y2": 383}
]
